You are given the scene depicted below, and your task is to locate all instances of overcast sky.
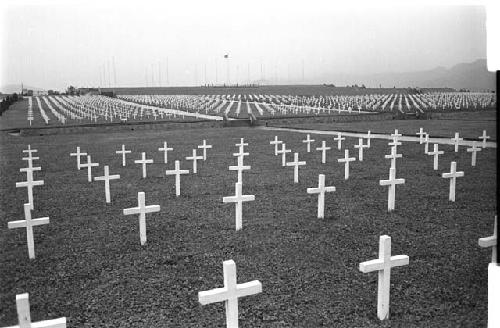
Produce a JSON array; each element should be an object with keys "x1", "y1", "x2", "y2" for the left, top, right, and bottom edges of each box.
[{"x1": 0, "y1": 2, "x2": 487, "y2": 90}]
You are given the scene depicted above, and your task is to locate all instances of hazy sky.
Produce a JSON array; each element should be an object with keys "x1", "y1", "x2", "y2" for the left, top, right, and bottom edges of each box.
[{"x1": 0, "y1": 2, "x2": 487, "y2": 90}]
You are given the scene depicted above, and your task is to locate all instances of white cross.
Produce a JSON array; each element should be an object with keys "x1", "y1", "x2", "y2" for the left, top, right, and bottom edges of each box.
[
  {"x1": 5, "y1": 293, "x2": 66, "y2": 328},
  {"x1": 379, "y1": 167, "x2": 405, "y2": 212},
  {"x1": 359, "y1": 235, "x2": 409, "y2": 320},
  {"x1": 334, "y1": 132, "x2": 345, "y2": 150},
  {"x1": 302, "y1": 134, "x2": 315, "y2": 153},
  {"x1": 22, "y1": 151, "x2": 39, "y2": 163},
  {"x1": 354, "y1": 138, "x2": 369, "y2": 162},
  {"x1": 16, "y1": 171, "x2": 44, "y2": 210},
  {"x1": 229, "y1": 155, "x2": 251, "y2": 184},
  {"x1": 270, "y1": 136, "x2": 283, "y2": 156},
  {"x1": 165, "y1": 160, "x2": 189, "y2": 196},
  {"x1": 388, "y1": 138, "x2": 402, "y2": 152},
  {"x1": 479, "y1": 130, "x2": 490, "y2": 149},
  {"x1": 116, "y1": 144, "x2": 132, "y2": 167},
  {"x1": 70, "y1": 146, "x2": 87, "y2": 170},
  {"x1": 307, "y1": 174, "x2": 336, "y2": 219},
  {"x1": 198, "y1": 139, "x2": 212, "y2": 161},
  {"x1": 427, "y1": 144, "x2": 444, "y2": 170},
  {"x1": 316, "y1": 140, "x2": 331, "y2": 164},
  {"x1": 337, "y1": 149, "x2": 356, "y2": 180},
  {"x1": 80, "y1": 155, "x2": 99, "y2": 182},
  {"x1": 134, "y1": 152, "x2": 154, "y2": 178},
  {"x1": 423, "y1": 133, "x2": 430, "y2": 154},
  {"x1": 391, "y1": 129, "x2": 402, "y2": 141},
  {"x1": 276, "y1": 143, "x2": 291, "y2": 166},
  {"x1": 416, "y1": 127, "x2": 425, "y2": 144},
  {"x1": 466, "y1": 141, "x2": 481, "y2": 167},
  {"x1": 94, "y1": 165, "x2": 120, "y2": 203},
  {"x1": 8, "y1": 203, "x2": 49, "y2": 259},
  {"x1": 22, "y1": 144, "x2": 38, "y2": 157},
  {"x1": 451, "y1": 132, "x2": 463, "y2": 152},
  {"x1": 478, "y1": 216, "x2": 497, "y2": 263},
  {"x1": 286, "y1": 152, "x2": 306, "y2": 183},
  {"x1": 186, "y1": 149, "x2": 204, "y2": 174},
  {"x1": 223, "y1": 182, "x2": 255, "y2": 231},
  {"x1": 441, "y1": 161, "x2": 464, "y2": 202},
  {"x1": 123, "y1": 192, "x2": 160, "y2": 245},
  {"x1": 235, "y1": 138, "x2": 248, "y2": 152},
  {"x1": 158, "y1": 141, "x2": 173, "y2": 164},
  {"x1": 233, "y1": 146, "x2": 249, "y2": 160},
  {"x1": 198, "y1": 259, "x2": 262, "y2": 328},
  {"x1": 384, "y1": 146, "x2": 402, "y2": 169}
]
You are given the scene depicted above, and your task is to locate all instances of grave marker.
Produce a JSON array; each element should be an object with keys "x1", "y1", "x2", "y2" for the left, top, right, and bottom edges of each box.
[
  {"x1": 116, "y1": 144, "x2": 132, "y2": 167},
  {"x1": 94, "y1": 165, "x2": 120, "y2": 203},
  {"x1": 186, "y1": 149, "x2": 204, "y2": 174},
  {"x1": 428, "y1": 144, "x2": 444, "y2": 170},
  {"x1": 198, "y1": 260, "x2": 262, "y2": 328},
  {"x1": 338, "y1": 149, "x2": 356, "y2": 180},
  {"x1": 384, "y1": 146, "x2": 402, "y2": 169},
  {"x1": 416, "y1": 128, "x2": 425, "y2": 144},
  {"x1": 229, "y1": 156, "x2": 251, "y2": 184},
  {"x1": 334, "y1": 132, "x2": 345, "y2": 150},
  {"x1": 441, "y1": 161, "x2": 464, "y2": 202},
  {"x1": 16, "y1": 170, "x2": 44, "y2": 210},
  {"x1": 276, "y1": 143, "x2": 291, "y2": 167},
  {"x1": 379, "y1": 167, "x2": 405, "y2": 211},
  {"x1": 354, "y1": 138, "x2": 369, "y2": 162},
  {"x1": 286, "y1": 152, "x2": 306, "y2": 183},
  {"x1": 8, "y1": 203, "x2": 49, "y2": 259},
  {"x1": 165, "y1": 160, "x2": 190, "y2": 196},
  {"x1": 423, "y1": 134, "x2": 430, "y2": 154},
  {"x1": 302, "y1": 134, "x2": 315, "y2": 152},
  {"x1": 123, "y1": 192, "x2": 160, "y2": 245},
  {"x1": 134, "y1": 152, "x2": 154, "y2": 178},
  {"x1": 451, "y1": 132, "x2": 463, "y2": 152},
  {"x1": 307, "y1": 174, "x2": 336, "y2": 219},
  {"x1": 316, "y1": 141, "x2": 331, "y2": 164},
  {"x1": 70, "y1": 147, "x2": 87, "y2": 170},
  {"x1": 223, "y1": 182, "x2": 255, "y2": 231},
  {"x1": 158, "y1": 141, "x2": 173, "y2": 164},
  {"x1": 478, "y1": 216, "x2": 497, "y2": 263},
  {"x1": 198, "y1": 139, "x2": 213, "y2": 161},
  {"x1": 479, "y1": 130, "x2": 490, "y2": 149},
  {"x1": 365, "y1": 130, "x2": 372, "y2": 147},
  {"x1": 270, "y1": 136, "x2": 282, "y2": 156},
  {"x1": 466, "y1": 141, "x2": 481, "y2": 167},
  {"x1": 359, "y1": 235, "x2": 409, "y2": 320},
  {"x1": 4, "y1": 293, "x2": 66, "y2": 328},
  {"x1": 80, "y1": 155, "x2": 99, "y2": 182}
]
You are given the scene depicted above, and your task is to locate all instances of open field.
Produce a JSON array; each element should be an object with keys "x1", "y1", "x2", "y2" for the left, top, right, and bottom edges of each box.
[{"x1": 0, "y1": 121, "x2": 496, "y2": 327}]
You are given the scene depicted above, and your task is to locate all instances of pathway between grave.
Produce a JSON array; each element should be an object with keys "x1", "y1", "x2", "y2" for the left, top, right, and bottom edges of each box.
[{"x1": 259, "y1": 126, "x2": 498, "y2": 148}]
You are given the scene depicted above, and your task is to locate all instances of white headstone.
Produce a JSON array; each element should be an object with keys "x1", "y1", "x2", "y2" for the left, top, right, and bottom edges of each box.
[
  {"x1": 198, "y1": 139, "x2": 213, "y2": 161},
  {"x1": 427, "y1": 144, "x2": 444, "y2": 170},
  {"x1": 198, "y1": 260, "x2": 262, "y2": 328},
  {"x1": 359, "y1": 235, "x2": 409, "y2": 320},
  {"x1": 441, "y1": 161, "x2": 464, "y2": 202},
  {"x1": 365, "y1": 131, "x2": 372, "y2": 147},
  {"x1": 423, "y1": 134, "x2": 430, "y2": 154},
  {"x1": 316, "y1": 141, "x2": 331, "y2": 164},
  {"x1": 479, "y1": 216, "x2": 497, "y2": 263},
  {"x1": 302, "y1": 134, "x2": 315, "y2": 153},
  {"x1": 223, "y1": 182, "x2": 255, "y2": 231},
  {"x1": 5, "y1": 293, "x2": 66, "y2": 328},
  {"x1": 286, "y1": 152, "x2": 306, "y2": 183},
  {"x1": 165, "y1": 160, "x2": 189, "y2": 196},
  {"x1": 186, "y1": 149, "x2": 203, "y2": 174},
  {"x1": 337, "y1": 149, "x2": 356, "y2": 180},
  {"x1": 70, "y1": 146, "x2": 87, "y2": 170},
  {"x1": 94, "y1": 165, "x2": 120, "y2": 203},
  {"x1": 466, "y1": 141, "x2": 481, "y2": 167},
  {"x1": 158, "y1": 141, "x2": 173, "y2": 164},
  {"x1": 307, "y1": 174, "x2": 336, "y2": 219},
  {"x1": 379, "y1": 167, "x2": 405, "y2": 212},
  {"x1": 123, "y1": 191, "x2": 160, "y2": 245},
  {"x1": 134, "y1": 152, "x2": 154, "y2": 178},
  {"x1": 8, "y1": 203, "x2": 49, "y2": 259},
  {"x1": 116, "y1": 144, "x2": 132, "y2": 167},
  {"x1": 80, "y1": 155, "x2": 99, "y2": 182}
]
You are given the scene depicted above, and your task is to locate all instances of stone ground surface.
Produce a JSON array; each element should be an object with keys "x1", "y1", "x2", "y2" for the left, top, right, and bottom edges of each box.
[{"x1": 0, "y1": 105, "x2": 497, "y2": 327}]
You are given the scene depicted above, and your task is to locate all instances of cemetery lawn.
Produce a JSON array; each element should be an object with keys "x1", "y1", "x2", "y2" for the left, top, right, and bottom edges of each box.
[{"x1": 0, "y1": 125, "x2": 496, "y2": 327}]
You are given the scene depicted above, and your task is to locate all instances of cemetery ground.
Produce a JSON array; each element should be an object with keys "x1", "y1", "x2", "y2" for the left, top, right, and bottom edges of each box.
[{"x1": 0, "y1": 122, "x2": 496, "y2": 327}]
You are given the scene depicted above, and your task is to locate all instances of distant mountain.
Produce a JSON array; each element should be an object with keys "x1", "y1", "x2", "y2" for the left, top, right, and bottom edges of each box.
[
  {"x1": 321, "y1": 59, "x2": 496, "y2": 91},
  {"x1": 0, "y1": 84, "x2": 45, "y2": 94}
]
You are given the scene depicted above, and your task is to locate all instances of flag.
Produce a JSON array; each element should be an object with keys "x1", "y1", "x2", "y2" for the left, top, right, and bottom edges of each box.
[{"x1": 224, "y1": 54, "x2": 229, "y2": 58}]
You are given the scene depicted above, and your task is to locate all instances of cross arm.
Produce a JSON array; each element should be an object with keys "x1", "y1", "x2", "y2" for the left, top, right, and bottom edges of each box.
[
  {"x1": 479, "y1": 236, "x2": 497, "y2": 248},
  {"x1": 123, "y1": 207, "x2": 140, "y2": 215},
  {"x1": 236, "y1": 280, "x2": 262, "y2": 298},
  {"x1": 390, "y1": 255, "x2": 410, "y2": 268},
  {"x1": 31, "y1": 318, "x2": 67, "y2": 328},
  {"x1": 198, "y1": 287, "x2": 228, "y2": 305},
  {"x1": 359, "y1": 258, "x2": 384, "y2": 273},
  {"x1": 8, "y1": 220, "x2": 28, "y2": 229}
]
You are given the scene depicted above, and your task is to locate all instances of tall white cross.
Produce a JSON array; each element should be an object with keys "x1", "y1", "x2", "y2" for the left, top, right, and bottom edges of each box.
[
  {"x1": 316, "y1": 141, "x2": 331, "y2": 164},
  {"x1": 466, "y1": 141, "x2": 481, "y2": 167},
  {"x1": 70, "y1": 146, "x2": 87, "y2": 170},
  {"x1": 441, "y1": 161, "x2": 464, "y2": 202},
  {"x1": 158, "y1": 141, "x2": 173, "y2": 164},
  {"x1": 134, "y1": 152, "x2": 154, "y2": 178},
  {"x1": 116, "y1": 144, "x2": 132, "y2": 167},
  {"x1": 165, "y1": 160, "x2": 189, "y2": 196},
  {"x1": 428, "y1": 144, "x2": 444, "y2": 170},
  {"x1": 384, "y1": 146, "x2": 402, "y2": 169},
  {"x1": 16, "y1": 171, "x2": 44, "y2": 210},
  {"x1": 233, "y1": 147, "x2": 249, "y2": 160},
  {"x1": 186, "y1": 149, "x2": 204, "y2": 174},
  {"x1": 286, "y1": 152, "x2": 306, "y2": 183},
  {"x1": 338, "y1": 149, "x2": 356, "y2": 180},
  {"x1": 354, "y1": 138, "x2": 369, "y2": 162},
  {"x1": 276, "y1": 143, "x2": 291, "y2": 167},
  {"x1": 8, "y1": 203, "x2": 50, "y2": 259},
  {"x1": 235, "y1": 138, "x2": 248, "y2": 152},
  {"x1": 270, "y1": 136, "x2": 282, "y2": 156},
  {"x1": 478, "y1": 216, "x2": 497, "y2": 263},
  {"x1": 479, "y1": 130, "x2": 490, "y2": 149},
  {"x1": 307, "y1": 174, "x2": 336, "y2": 219},
  {"x1": 388, "y1": 138, "x2": 402, "y2": 152},
  {"x1": 123, "y1": 191, "x2": 160, "y2": 245},
  {"x1": 6, "y1": 293, "x2": 66, "y2": 328},
  {"x1": 229, "y1": 156, "x2": 251, "y2": 184},
  {"x1": 391, "y1": 129, "x2": 402, "y2": 141},
  {"x1": 302, "y1": 134, "x2": 315, "y2": 153},
  {"x1": 94, "y1": 165, "x2": 120, "y2": 203},
  {"x1": 423, "y1": 133, "x2": 430, "y2": 154},
  {"x1": 80, "y1": 155, "x2": 99, "y2": 182},
  {"x1": 22, "y1": 145, "x2": 38, "y2": 157},
  {"x1": 334, "y1": 132, "x2": 345, "y2": 150},
  {"x1": 22, "y1": 151, "x2": 39, "y2": 163},
  {"x1": 359, "y1": 235, "x2": 409, "y2": 320},
  {"x1": 451, "y1": 132, "x2": 463, "y2": 152},
  {"x1": 198, "y1": 139, "x2": 212, "y2": 161},
  {"x1": 198, "y1": 259, "x2": 262, "y2": 328},
  {"x1": 223, "y1": 182, "x2": 255, "y2": 231},
  {"x1": 416, "y1": 127, "x2": 425, "y2": 144},
  {"x1": 379, "y1": 167, "x2": 405, "y2": 212}
]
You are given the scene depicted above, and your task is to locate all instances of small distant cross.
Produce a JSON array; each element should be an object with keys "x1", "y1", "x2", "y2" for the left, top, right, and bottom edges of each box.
[
  {"x1": 116, "y1": 144, "x2": 132, "y2": 166},
  {"x1": 186, "y1": 149, "x2": 204, "y2": 174},
  {"x1": 158, "y1": 141, "x2": 173, "y2": 164},
  {"x1": 80, "y1": 155, "x2": 99, "y2": 182},
  {"x1": 416, "y1": 127, "x2": 425, "y2": 144},
  {"x1": 379, "y1": 167, "x2": 405, "y2": 212},
  {"x1": 337, "y1": 149, "x2": 356, "y2": 180},
  {"x1": 134, "y1": 152, "x2": 154, "y2": 178},
  {"x1": 229, "y1": 155, "x2": 251, "y2": 184},
  {"x1": 354, "y1": 138, "x2": 369, "y2": 161},
  {"x1": 70, "y1": 146, "x2": 87, "y2": 170},
  {"x1": 276, "y1": 143, "x2": 291, "y2": 167},
  {"x1": 466, "y1": 141, "x2": 481, "y2": 167},
  {"x1": 451, "y1": 132, "x2": 463, "y2": 152},
  {"x1": 286, "y1": 152, "x2": 306, "y2": 183},
  {"x1": 198, "y1": 139, "x2": 212, "y2": 161},
  {"x1": 479, "y1": 130, "x2": 490, "y2": 149},
  {"x1": 165, "y1": 160, "x2": 190, "y2": 196},
  {"x1": 302, "y1": 134, "x2": 315, "y2": 153},
  {"x1": 384, "y1": 146, "x2": 402, "y2": 169},
  {"x1": 316, "y1": 141, "x2": 331, "y2": 164}
]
